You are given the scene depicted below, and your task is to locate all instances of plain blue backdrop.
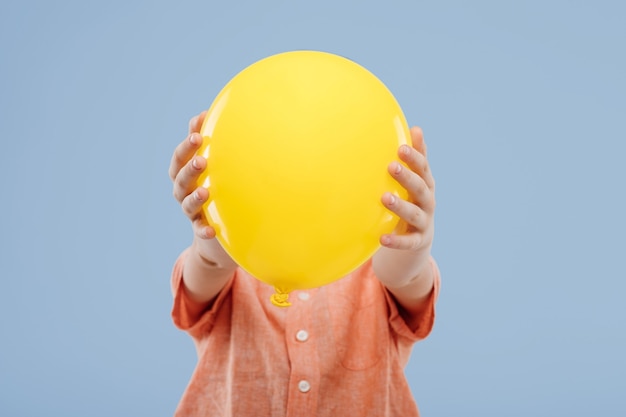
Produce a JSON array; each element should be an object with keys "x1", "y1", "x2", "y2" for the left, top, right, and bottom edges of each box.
[{"x1": 1, "y1": 0, "x2": 625, "y2": 416}]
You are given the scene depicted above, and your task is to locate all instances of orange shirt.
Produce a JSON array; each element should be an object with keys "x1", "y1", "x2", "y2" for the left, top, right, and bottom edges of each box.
[{"x1": 171, "y1": 249, "x2": 440, "y2": 417}]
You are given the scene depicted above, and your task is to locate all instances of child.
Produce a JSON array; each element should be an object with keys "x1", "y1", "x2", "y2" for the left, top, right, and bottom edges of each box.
[{"x1": 168, "y1": 111, "x2": 440, "y2": 417}]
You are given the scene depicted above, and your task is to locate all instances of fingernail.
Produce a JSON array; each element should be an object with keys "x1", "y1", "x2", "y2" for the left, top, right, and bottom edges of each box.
[
  {"x1": 191, "y1": 158, "x2": 199, "y2": 169},
  {"x1": 381, "y1": 235, "x2": 391, "y2": 246},
  {"x1": 189, "y1": 133, "x2": 199, "y2": 146},
  {"x1": 400, "y1": 145, "x2": 410, "y2": 156},
  {"x1": 393, "y1": 162, "x2": 402, "y2": 175},
  {"x1": 194, "y1": 190, "x2": 202, "y2": 200},
  {"x1": 388, "y1": 194, "x2": 396, "y2": 205}
]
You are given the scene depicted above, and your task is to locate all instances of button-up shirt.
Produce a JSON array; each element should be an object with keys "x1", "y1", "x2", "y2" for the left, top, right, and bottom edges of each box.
[{"x1": 171, "y1": 250, "x2": 440, "y2": 416}]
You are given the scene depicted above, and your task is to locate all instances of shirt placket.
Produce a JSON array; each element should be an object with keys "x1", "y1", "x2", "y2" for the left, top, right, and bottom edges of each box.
[{"x1": 284, "y1": 290, "x2": 320, "y2": 417}]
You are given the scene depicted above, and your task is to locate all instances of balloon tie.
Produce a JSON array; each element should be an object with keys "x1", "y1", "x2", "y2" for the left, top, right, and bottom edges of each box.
[{"x1": 270, "y1": 287, "x2": 292, "y2": 307}]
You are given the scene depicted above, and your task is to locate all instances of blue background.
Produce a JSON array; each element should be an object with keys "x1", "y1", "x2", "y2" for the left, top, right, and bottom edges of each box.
[{"x1": 1, "y1": 0, "x2": 625, "y2": 415}]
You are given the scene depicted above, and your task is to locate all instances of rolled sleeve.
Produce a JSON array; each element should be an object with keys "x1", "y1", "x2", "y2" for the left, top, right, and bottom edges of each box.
[
  {"x1": 170, "y1": 249, "x2": 235, "y2": 339},
  {"x1": 385, "y1": 258, "x2": 441, "y2": 342}
]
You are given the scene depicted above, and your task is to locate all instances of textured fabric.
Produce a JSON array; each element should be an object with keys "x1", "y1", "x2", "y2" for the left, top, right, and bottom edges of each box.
[{"x1": 171, "y1": 249, "x2": 440, "y2": 417}]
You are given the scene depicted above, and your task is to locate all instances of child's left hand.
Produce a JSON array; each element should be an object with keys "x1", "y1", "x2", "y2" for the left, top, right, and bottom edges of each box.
[
  {"x1": 372, "y1": 126, "x2": 436, "y2": 317},
  {"x1": 380, "y1": 126, "x2": 435, "y2": 254}
]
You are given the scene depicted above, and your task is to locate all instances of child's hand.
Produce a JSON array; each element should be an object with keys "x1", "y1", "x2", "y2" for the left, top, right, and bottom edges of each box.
[
  {"x1": 168, "y1": 111, "x2": 217, "y2": 241},
  {"x1": 372, "y1": 126, "x2": 436, "y2": 319},
  {"x1": 169, "y1": 112, "x2": 237, "y2": 304},
  {"x1": 380, "y1": 127, "x2": 435, "y2": 253}
]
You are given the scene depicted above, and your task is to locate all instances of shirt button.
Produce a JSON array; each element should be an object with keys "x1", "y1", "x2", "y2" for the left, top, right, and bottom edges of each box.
[
  {"x1": 298, "y1": 292, "x2": 310, "y2": 301},
  {"x1": 298, "y1": 380, "x2": 311, "y2": 393},
  {"x1": 295, "y1": 330, "x2": 309, "y2": 342}
]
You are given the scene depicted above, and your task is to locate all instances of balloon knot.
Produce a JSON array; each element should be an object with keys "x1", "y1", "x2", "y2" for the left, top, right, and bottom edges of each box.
[{"x1": 270, "y1": 288, "x2": 292, "y2": 307}]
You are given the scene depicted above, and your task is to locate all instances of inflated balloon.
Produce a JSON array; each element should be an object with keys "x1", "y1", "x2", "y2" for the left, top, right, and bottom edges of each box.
[{"x1": 197, "y1": 50, "x2": 410, "y2": 307}]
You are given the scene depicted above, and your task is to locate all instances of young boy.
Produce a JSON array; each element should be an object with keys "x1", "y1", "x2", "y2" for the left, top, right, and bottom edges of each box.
[{"x1": 168, "y1": 111, "x2": 440, "y2": 416}]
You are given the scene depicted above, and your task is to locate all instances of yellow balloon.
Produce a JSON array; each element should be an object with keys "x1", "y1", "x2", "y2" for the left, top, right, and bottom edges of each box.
[{"x1": 197, "y1": 50, "x2": 410, "y2": 306}]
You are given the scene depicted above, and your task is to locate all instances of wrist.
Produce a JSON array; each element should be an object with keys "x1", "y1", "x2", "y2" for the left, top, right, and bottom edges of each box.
[
  {"x1": 190, "y1": 236, "x2": 237, "y2": 271},
  {"x1": 372, "y1": 245, "x2": 432, "y2": 287}
]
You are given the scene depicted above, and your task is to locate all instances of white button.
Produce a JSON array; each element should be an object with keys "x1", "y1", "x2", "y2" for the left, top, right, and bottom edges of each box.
[
  {"x1": 298, "y1": 380, "x2": 311, "y2": 393},
  {"x1": 296, "y1": 330, "x2": 309, "y2": 342},
  {"x1": 298, "y1": 292, "x2": 310, "y2": 301}
]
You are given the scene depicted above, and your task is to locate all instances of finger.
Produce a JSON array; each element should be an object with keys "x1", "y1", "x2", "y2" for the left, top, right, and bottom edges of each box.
[
  {"x1": 188, "y1": 111, "x2": 208, "y2": 134},
  {"x1": 169, "y1": 111, "x2": 206, "y2": 181},
  {"x1": 398, "y1": 143, "x2": 435, "y2": 191},
  {"x1": 193, "y1": 222, "x2": 217, "y2": 240},
  {"x1": 381, "y1": 192, "x2": 431, "y2": 231},
  {"x1": 380, "y1": 231, "x2": 430, "y2": 251},
  {"x1": 169, "y1": 132, "x2": 202, "y2": 182},
  {"x1": 409, "y1": 126, "x2": 426, "y2": 156},
  {"x1": 173, "y1": 155, "x2": 206, "y2": 203},
  {"x1": 181, "y1": 187, "x2": 209, "y2": 219},
  {"x1": 388, "y1": 160, "x2": 435, "y2": 213},
  {"x1": 181, "y1": 188, "x2": 216, "y2": 240}
]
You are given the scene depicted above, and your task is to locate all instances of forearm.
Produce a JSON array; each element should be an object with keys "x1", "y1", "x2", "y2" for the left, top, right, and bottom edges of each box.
[
  {"x1": 372, "y1": 247, "x2": 435, "y2": 316},
  {"x1": 182, "y1": 237, "x2": 237, "y2": 304}
]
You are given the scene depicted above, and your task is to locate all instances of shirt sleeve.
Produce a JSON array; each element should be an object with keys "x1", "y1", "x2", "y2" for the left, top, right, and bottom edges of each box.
[
  {"x1": 170, "y1": 248, "x2": 235, "y2": 339},
  {"x1": 384, "y1": 257, "x2": 441, "y2": 342}
]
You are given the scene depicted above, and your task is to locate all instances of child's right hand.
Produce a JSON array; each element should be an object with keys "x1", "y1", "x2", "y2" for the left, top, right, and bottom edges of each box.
[
  {"x1": 169, "y1": 111, "x2": 217, "y2": 240},
  {"x1": 169, "y1": 112, "x2": 237, "y2": 302},
  {"x1": 169, "y1": 112, "x2": 237, "y2": 264}
]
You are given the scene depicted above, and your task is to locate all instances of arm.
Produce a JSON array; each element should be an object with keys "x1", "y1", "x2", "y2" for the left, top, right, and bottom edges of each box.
[
  {"x1": 372, "y1": 127, "x2": 437, "y2": 326},
  {"x1": 169, "y1": 112, "x2": 238, "y2": 306}
]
